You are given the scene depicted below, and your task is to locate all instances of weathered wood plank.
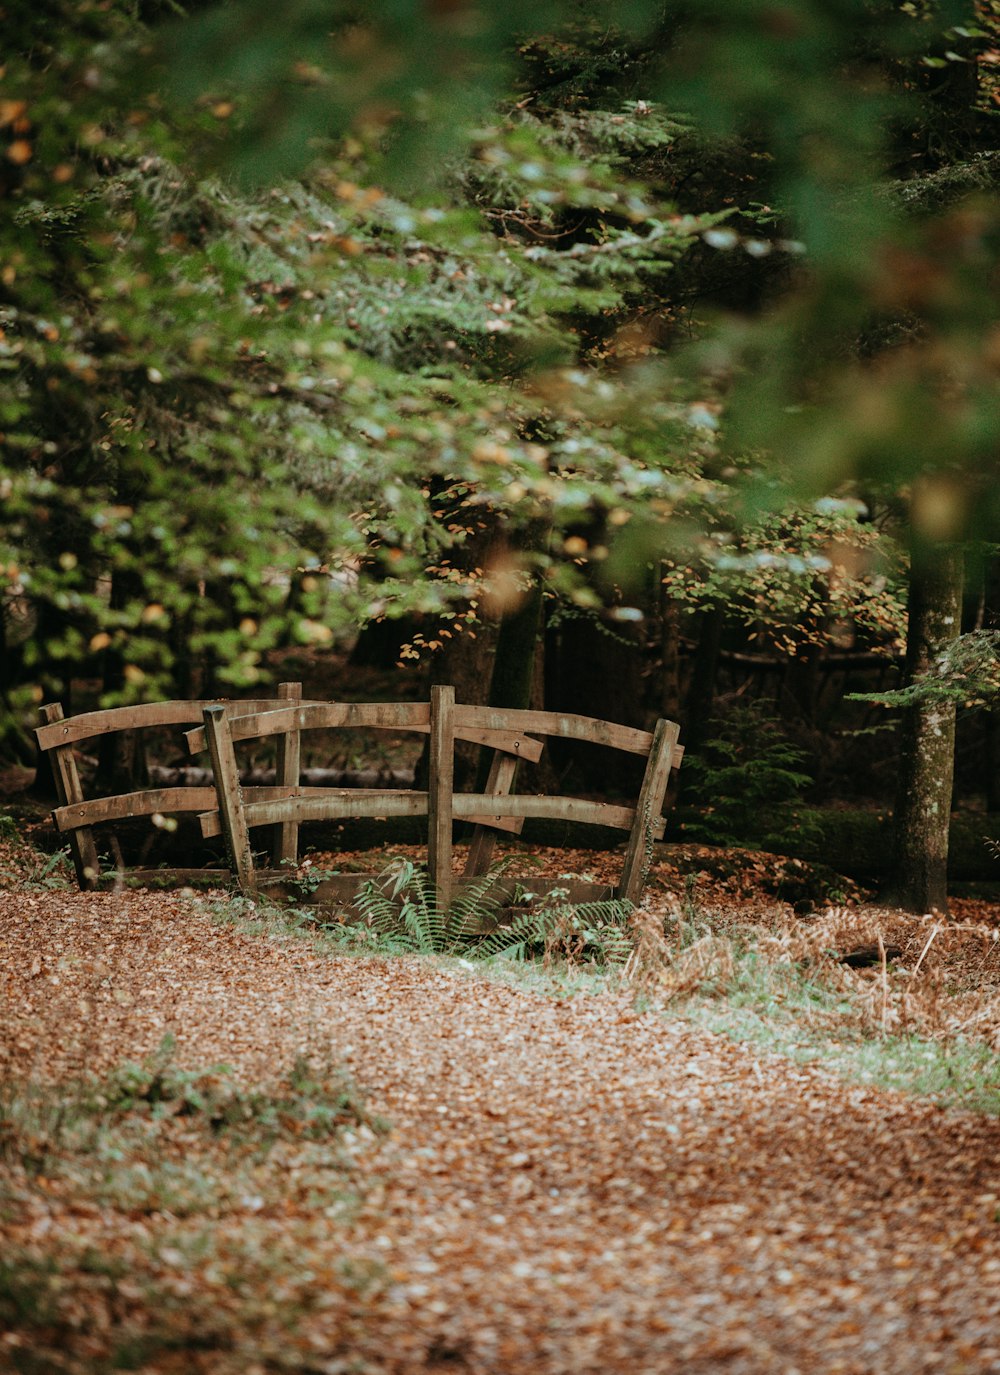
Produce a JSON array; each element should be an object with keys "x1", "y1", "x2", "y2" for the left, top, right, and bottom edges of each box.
[
  {"x1": 451, "y1": 794, "x2": 645, "y2": 832},
  {"x1": 453, "y1": 725, "x2": 543, "y2": 763},
  {"x1": 185, "y1": 701, "x2": 432, "y2": 754},
  {"x1": 618, "y1": 717, "x2": 681, "y2": 906},
  {"x1": 272, "y1": 681, "x2": 302, "y2": 867},
  {"x1": 464, "y1": 752, "x2": 518, "y2": 878},
  {"x1": 428, "y1": 685, "x2": 455, "y2": 908},
  {"x1": 202, "y1": 706, "x2": 256, "y2": 892},
  {"x1": 53, "y1": 785, "x2": 300, "y2": 833},
  {"x1": 35, "y1": 698, "x2": 308, "y2": 751},
  {"x1": 37, "y1": 700, "x2": 208, "y2": 750},
  {"x1": 198, "y1": 789, "x2": 433, "y2": 838},
  {"x1": 202, "y1": 790, "x2": 665, "y2": 839},
  {"x1": 39, "y1": 703, "x2": 100, "y2": 889},
  {"x1": 53, "y1": 787, "x2": 220, "y2": 831},
  {"x1": 184, "y1": 704, "x2": 542, "y2": 763},
  {"x1": 453, "y1": 705, "x2": 654, "y2": 756}
]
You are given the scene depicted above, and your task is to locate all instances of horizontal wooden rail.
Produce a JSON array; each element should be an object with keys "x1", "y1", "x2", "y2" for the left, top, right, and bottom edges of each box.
[
  {"x1": 184, "y1": 702, "x2": 544, "y2": 763},
  {"x1": 53, "y1": 787, "x2": 219, "y2": 831},
  {"x1": 454, "y1": 794, "x2": 666, "y2": 834},
  {"x1": 197, "y1": 788, "x2": 665, "y2": 840},
  {"x1": 36, "y1": 698, "x2": 321, "y2": 752},
  {"x1": 453, "y1": 705, "x2": 683, "y2": 766},
  {"x1": 198, "y1": 788, "x2": 528, "y2": 839},
  {"x1": 53, "y1": 785, "x2": 305, "y2": 834},
  {"x1": 459, "y1": 707, "x2": 683, "y2": 771}
]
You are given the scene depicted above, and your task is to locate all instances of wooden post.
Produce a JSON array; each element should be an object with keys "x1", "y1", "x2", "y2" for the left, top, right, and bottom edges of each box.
[
  {"x1": 427, "y1": 684, "x2": 455, "y2": 910},
  {"x1": 618, "y1": 717, "x2": 680, "y2": 907},
  {"x1": 464, "y1": 750, "x2": 518, "y2": 877},
  {"x1": 271, "y1": 680, "x2": 302, "y2": 867},
  {"x1": 38, "y1": 703, "x2": 100, "y2": 890},
  {"x1": 202, "y1": 705, "x2": 257, "y2": 892}
]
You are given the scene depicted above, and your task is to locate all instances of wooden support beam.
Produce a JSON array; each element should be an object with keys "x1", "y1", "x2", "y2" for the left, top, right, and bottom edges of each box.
[
  {"x1": 618, "y1": 717, "x2": 681, "y2": 907},
  {"x1": 272, "y1": 681, "x2": 302, "y2": 868},
  {"x1": 464, "y1": 751, "x2": 518, "y2": 878},
  {"x1": 38, "y1": 703, "x2": 100, "y2": 890},
  {"x1": 202, "y1": 705, "x2": 256, "y2": 892},
  {"x1": 427, "y1": 684, "x2": 455, "y2": 911}
]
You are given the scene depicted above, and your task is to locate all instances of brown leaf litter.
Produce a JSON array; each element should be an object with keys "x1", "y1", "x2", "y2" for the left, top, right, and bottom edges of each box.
[{"x1": 2, "y1": 883, "x2": 1000, "y2": 1374}]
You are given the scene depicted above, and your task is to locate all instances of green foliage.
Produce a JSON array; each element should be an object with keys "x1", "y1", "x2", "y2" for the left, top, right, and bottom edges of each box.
[
  {"x1": 660, "y1": 499, "x2": 908, "y2": 656},
  {"x1": 681, "y1": 704, "x2": 819, "y2": 850},
  {"x1": 6, "y1": 0, "x2": 999, "y2": 764},
  {"x1": 352, "y1": 856, "x2": 634, "y2": 964},
  {"x1": 2, "y1": 0, "x2": 745, "y2": 742},
  {"x1": 481, "y1": 890, "x2": 635, "y2": 965},
  {"x1": 353, "y1": 856, "x2": 520, "y2": 956},
  {"x1": 0, "y1": 1034, "x2": 384, "y2": 1181},
  {"x1": 0, "y1": 1035, "x2": 385, "y2": 1368},
  {"x1": 848, "y1": 629, "x2": 1000, "y2": 710}
]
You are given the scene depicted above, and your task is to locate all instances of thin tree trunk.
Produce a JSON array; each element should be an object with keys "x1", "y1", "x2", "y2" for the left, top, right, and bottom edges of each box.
[
  {"x1": 95, "y1": 566, "x2": 149, "y2": 796},
  {"x1": 984, "y1": 555, "x2": 1000, "y2": 812},
  {"x1": 658, "y1": 578, "x2": 683, "y2": 722},
  {"x1": 476, "y1": 523, "x2": 550, "y2": 790},
  {"x1": 885, "y1": 544, "x2": 964, "y2": 913},
  {"x1": 683, "y1": 606, "x2": 724, "y2": 753}
]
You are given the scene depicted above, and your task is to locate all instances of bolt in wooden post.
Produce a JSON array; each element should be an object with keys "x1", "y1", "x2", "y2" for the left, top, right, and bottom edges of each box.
[
  {"x1": 271, "y1": 680, "x2": 302, "y2": 868},
  {"x1": 38, "y1": 703, "x2": 100, "y2": 890},
  {"x1": 619, "y1": 717, "x2": 680, "y2": 907},
  {"x1": 203, "y1": 705, "x2": 257, "y2": 892},
  {"x1": 427, "y1": 684, "x2": 455, "y2": 911}
]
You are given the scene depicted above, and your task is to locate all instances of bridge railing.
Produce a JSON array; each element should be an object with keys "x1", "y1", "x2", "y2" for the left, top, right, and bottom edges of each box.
[{"x1": 37, "y1": 685, "x2": 682, "y2": 906}]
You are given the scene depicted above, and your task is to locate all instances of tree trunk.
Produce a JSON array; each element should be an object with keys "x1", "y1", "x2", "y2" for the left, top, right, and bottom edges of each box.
[
  {"x1": 683, "y1": 606, "x2": 724, "y2": 753},
  {"x1": 658, "y1": 580, "x2": 683, "y2": 722},
  {"x1": 95, "y1": 566, "x2": 149, "y2": 796},
  {"x1": 885, "y1": 544, "x2": 964, "y2": 913},
  {"x1": 983, "y1": 555, "x2": 1000, "y2": 812},
  {"x1": 430, "y1": 613, "x2": 500, "y2": 792},
  {"x1": 546, "y1": 607, "x2": 644, "y2": 793}
]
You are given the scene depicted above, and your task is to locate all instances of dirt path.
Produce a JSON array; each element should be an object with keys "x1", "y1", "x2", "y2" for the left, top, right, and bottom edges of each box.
[{"x1": 3, "y1": 890, "x2": 1000, "y2": 1374}]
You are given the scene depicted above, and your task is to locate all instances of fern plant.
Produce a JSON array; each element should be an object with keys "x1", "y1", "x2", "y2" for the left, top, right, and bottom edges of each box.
[
  {"x1": 353, "y1": 857, "x2": 515, "y2": 956},
  {"x1": 478, "y1": 891, "x2": 635, "y2": 965},
  {"x1": 353, "y1": 858, "x2": 635, "y2": 964}
]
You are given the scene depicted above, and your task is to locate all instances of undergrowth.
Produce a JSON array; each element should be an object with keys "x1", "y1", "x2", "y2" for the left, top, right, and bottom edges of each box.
[
  {"x1": 621, "y1": 896, "x2": 1000, "y2": 1114},
  {"x1": 203, "y1": 856, "x2": 635, "y2": 966},
  {"x1": 199, "y1": 854, "x2": 1000, "y2": 1115},
  {"x1": 350, "y1": 855, "x2": 635, "y2": 963},
  {"x1": 0, "y1": 1037, "x2": 387, "y2": 1373},
  {"x1": 0, "y1": 815, "x2": 73, "y2": 890}
]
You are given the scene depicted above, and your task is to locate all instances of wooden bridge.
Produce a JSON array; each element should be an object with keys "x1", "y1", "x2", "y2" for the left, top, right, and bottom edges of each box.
[{"x1": 37, "y1": 685, "x2": 682, "y2": 908}]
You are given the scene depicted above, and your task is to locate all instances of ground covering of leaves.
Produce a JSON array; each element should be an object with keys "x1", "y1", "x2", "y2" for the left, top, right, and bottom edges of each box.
[{"x1": 2, "y1": 848, "x2": 1000, "y2": 1373}]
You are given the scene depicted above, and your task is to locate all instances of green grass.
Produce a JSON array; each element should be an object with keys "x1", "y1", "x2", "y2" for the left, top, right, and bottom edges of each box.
[
  {"x1": 666, "y1": 941, "x2": 1000, "y2": 1115},
  {"x1": 685, "y1": 995, "x2": 1000, "y2": 1114}
]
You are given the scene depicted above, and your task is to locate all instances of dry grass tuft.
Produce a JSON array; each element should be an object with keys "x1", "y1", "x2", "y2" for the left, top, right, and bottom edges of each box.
[{"x1": 627, "y1": 889, "x2": 1000, "y2": 1050}]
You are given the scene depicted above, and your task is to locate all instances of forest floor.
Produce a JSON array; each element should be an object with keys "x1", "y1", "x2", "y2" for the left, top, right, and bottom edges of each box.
[{"x1": 2, "y1": 835, "x2": 1000, "y2": 1373}]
